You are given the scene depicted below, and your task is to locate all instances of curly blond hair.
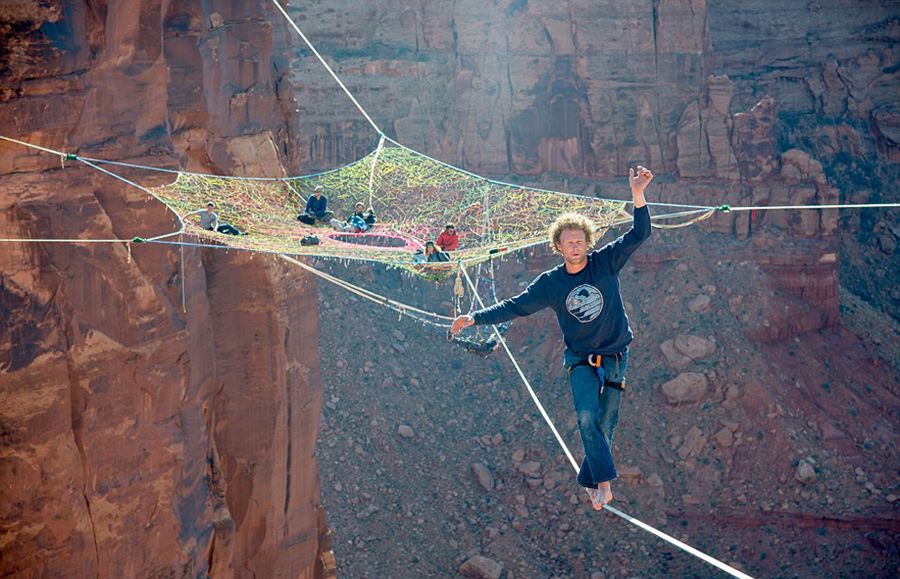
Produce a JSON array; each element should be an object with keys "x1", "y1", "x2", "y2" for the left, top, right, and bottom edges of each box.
[{"x1": 548, "y1": 212, "x2": 596, "y2": 255}]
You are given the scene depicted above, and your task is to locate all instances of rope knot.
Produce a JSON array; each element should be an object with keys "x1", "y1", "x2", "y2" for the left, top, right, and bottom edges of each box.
[{"x1": 453, "y1": 269, "x2": 465, "y2": 298}]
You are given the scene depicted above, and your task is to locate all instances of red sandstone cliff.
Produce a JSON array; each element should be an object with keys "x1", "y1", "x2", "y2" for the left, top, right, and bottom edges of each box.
[{"x1": 1, "y1": 2, "x2": 333, "y2": 577}]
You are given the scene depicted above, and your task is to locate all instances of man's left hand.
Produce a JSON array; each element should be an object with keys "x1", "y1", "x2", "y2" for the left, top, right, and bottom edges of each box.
[{"x1": 629, "y1": 165, "x2": 653, "y2": 195}]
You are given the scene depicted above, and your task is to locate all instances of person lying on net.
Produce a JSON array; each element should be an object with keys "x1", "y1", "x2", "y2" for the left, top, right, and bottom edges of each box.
[
  {"x1": 297, "y1": 185, "x2": 334, "y2": 224},
  {"x1": 452, "y1": 166, "x2": 654, "y2": 511},
  {"x1": 330, "y1": 202, "x2": 376, "y2": 233},
  {"x1": 196, "y1": 202, "x2": 247, "y2": 235}
]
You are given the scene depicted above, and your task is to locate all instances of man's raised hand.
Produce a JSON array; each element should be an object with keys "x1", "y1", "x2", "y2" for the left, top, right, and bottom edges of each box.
[
  {"x1": 451, "y1": 314, "x2": 475, "y2": 334},
  {"x1": 629, "y1": 165, "x2": 653, "y2": 195}
]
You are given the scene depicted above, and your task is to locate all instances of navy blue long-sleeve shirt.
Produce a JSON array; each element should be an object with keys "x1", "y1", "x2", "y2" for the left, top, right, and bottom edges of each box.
[
  {"x1": 472, "y1": 205, "x2": 651, "y2": 357},
  {"x1": 305, "y1": 194, "x2": 328, "y2": 216}
]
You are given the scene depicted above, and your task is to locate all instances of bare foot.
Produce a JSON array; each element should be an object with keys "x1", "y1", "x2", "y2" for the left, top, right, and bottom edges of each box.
[{"x1": 587, "y1": 482, "x2": 613, "y2": 510}]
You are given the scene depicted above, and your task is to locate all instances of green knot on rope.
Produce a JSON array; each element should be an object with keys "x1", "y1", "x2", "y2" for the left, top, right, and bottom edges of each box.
[
  {"x1": 132, "y1": 236, "x2": 145, "y2": 244},
  {"x1": 65, "y1": 153, "x2": 77, "y2": 161},
  {"x1": 717, "y1": 204, "x2": 731, "y2": 213}
]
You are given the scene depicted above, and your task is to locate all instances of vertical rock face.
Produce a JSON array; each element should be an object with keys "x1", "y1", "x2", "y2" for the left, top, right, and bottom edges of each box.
[
  {"x1": 1, "y1": 2, "x2": 332, "y2": 578},
  {"x1": 286, "y1": 0, "x2": 894, "y2": 179},
  {"x1": 289, "y1": 0, "x2": 711, "y2": 177},
  {"x1": 288, "y1": 0, "x2": 896, "y2": 180}
]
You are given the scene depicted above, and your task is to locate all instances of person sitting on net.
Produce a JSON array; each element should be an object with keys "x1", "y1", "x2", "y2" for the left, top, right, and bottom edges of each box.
[
  {"x1": 197, "y1": 202, "x2": 246, "y2": 235},
  {"x1": 330, "y1": 202, "x2": 376, "y2": 233},
  {"x1": 435, "y1": 223, "x2": 459, "y2": 252},
  {"x1": 297, "y1": 185, "x2": 333, "y2": 224},
  {"x1": 424, "y1": 240, "x2": 450, "y2": 262}
]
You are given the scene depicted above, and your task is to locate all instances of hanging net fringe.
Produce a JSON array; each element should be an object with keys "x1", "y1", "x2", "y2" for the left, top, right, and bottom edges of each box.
[{"x1": 147, "y1": 141, "x2": 630, "y2": 277}]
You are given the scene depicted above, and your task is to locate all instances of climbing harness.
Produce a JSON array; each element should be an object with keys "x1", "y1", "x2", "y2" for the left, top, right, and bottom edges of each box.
[{"x1": 578, "y1": 352, "x2": 627, "y2": 394}]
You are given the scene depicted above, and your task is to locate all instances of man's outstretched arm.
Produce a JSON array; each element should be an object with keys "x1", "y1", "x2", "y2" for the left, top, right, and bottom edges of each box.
[{"x1": 451, "y1": 276, "x2": 549, "y2": 334}]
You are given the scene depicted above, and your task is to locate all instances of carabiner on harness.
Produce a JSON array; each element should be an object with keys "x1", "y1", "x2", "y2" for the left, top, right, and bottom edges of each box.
[{"x1": 588, "y1": 352, "x2": 626, "y2": 394}]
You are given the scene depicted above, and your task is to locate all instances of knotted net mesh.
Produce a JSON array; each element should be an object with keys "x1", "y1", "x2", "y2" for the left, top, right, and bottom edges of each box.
[{"x1": 149, "y1": 140, "x2": 630, "y2": 275}]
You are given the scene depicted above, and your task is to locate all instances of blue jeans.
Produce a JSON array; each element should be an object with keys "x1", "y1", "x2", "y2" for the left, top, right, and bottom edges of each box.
[{"x1": 563, "y1": 348, "x2": 628, "y2": 488}]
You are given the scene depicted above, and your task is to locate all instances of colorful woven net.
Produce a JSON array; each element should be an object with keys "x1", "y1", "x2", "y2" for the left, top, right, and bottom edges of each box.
[{"x1": 149, "y1": 140, "x2": 630, "y2": 276}]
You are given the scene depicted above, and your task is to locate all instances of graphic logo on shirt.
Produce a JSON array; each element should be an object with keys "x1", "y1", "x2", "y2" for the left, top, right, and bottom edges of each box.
[{"x1": 566, "y1": 284, "x2": 604, "y2": 323}]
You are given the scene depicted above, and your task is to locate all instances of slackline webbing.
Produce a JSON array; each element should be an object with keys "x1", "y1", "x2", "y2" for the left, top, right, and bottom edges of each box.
[{"x1": 4, "y1": 135, "x2": 896, "y2": 219}]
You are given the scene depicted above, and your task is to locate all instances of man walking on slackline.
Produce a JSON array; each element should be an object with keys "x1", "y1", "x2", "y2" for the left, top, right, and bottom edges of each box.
[{"x1": 451, "y1": 166, "x2": 653, "y2": 510}]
